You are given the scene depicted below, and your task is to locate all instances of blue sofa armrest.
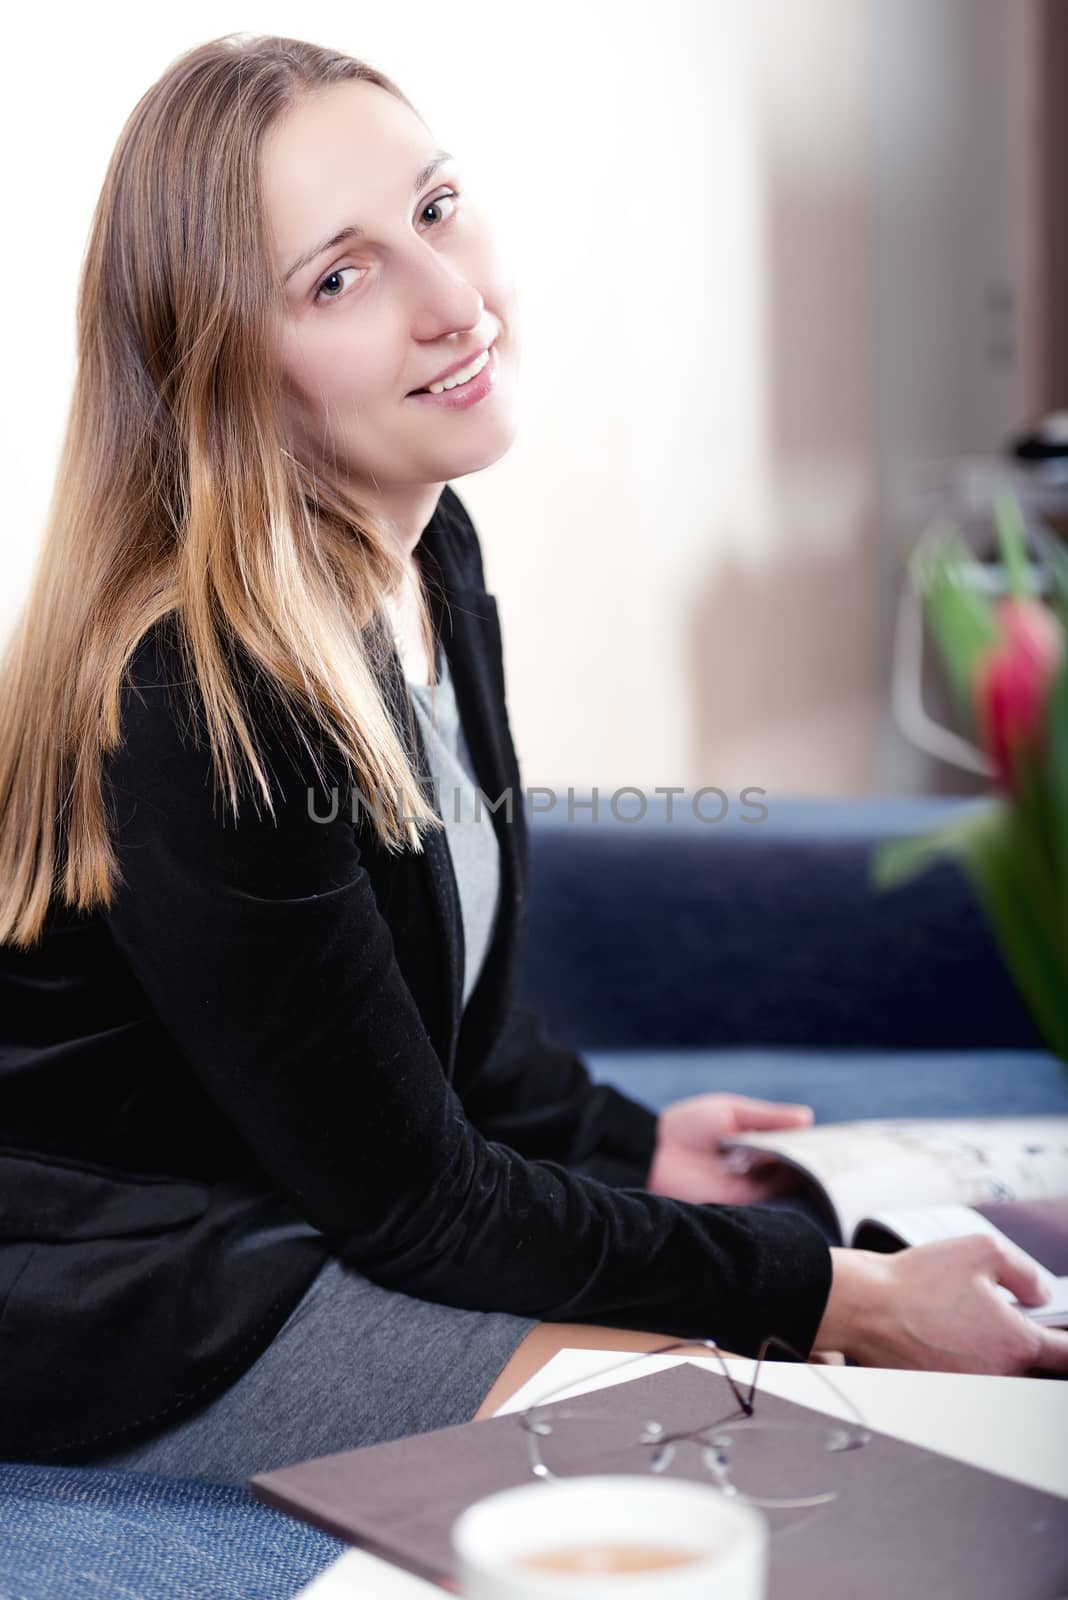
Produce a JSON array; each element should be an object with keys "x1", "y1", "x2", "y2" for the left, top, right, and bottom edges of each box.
[{"x1": 518, "y1": 794, "x2": 1042, "y2": 1052}]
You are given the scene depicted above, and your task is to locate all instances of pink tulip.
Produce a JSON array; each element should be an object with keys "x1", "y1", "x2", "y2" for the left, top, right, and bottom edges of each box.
[{"x1": 973, "y1": 597, "x2": 1065, "y2": 793}]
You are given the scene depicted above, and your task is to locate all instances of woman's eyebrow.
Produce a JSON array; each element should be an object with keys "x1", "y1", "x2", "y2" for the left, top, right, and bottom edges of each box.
[{"x1": 282, "y1": 150, "x2": 454, "y2": 286}]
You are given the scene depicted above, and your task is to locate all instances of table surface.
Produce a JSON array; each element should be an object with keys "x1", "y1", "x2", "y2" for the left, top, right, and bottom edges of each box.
[{"x1": 292, "y1": 1350, "x2": 1068, "y2": 1599}]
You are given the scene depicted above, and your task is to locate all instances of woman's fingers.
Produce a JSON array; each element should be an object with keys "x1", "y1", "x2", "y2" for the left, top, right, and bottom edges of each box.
[
  {"x1": 983, "y1": 1236, "x2": 1068, "y2": 1373},
  {"x1": 988, "y1": 1235, "x2": 1052, "y2": 1308},
  {"x1": 729, "y1": 1098, "x2": 815, "y2": 1130},
  {"x1": 821, "y1": 1238, "x2": 1067, "y2": 1375}
]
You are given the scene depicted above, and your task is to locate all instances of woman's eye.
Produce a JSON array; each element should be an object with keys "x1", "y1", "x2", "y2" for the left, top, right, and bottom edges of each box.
[
  {"x1": 313, "y1": 266, "x2": 362, "y2": 303},
  {"x1": 419, "y1": 189, "x2": 460, "y2": 227},
  {"x1": 312, "y1": 190, "x2": 461, "y2": 305}
]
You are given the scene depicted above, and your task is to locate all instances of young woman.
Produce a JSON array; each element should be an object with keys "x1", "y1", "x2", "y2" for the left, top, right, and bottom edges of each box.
[{"x1": 1, "y1": 33, "x2": 1063, "y2": 1484}]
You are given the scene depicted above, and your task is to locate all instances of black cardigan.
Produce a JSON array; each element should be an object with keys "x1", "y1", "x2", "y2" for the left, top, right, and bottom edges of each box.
[{"x1": 0, "y1": 486, "x2": 833, "y2": 1464}]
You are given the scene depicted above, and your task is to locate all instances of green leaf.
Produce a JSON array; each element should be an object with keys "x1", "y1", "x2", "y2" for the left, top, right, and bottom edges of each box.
[
  {"x1": 1037, "y1": 525, "x2": 1068, "y2": 640},
  {"x1": 1045, "y1": 649, "x2": 1068, "y2": 925},
  {"x1": 870, "y1": 803, "x2": 994, "y2": 892},
  {"x1": 1049, "y1": 562, "x2": 1068, "y2": 620},
  {"x1": 871, "y1": 800, "x2": 1068, "y2": 1063},
  {"x1": 993, "y1": 485, "x2": 1035, "y2": 599},
  {"x1": 1024, "y1": 522, "x2": 1068, "y2": 916},
  {"x1": 911, "y1": 529, "x2": 999, "y2": 727},
  {"x1": 950, "y1": 802, "x2": 1068, "y2": 1061}
]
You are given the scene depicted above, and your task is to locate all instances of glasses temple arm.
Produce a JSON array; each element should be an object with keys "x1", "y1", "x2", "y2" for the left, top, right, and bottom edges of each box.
[{"x1": 515, "y1": 1339, "x2": 755, "y2": 1419}]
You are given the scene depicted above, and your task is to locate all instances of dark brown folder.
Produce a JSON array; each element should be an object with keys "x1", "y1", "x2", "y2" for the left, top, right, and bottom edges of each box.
[{"x1": 250, "y1": 1360, "x2": 1068, "y2": 1598}]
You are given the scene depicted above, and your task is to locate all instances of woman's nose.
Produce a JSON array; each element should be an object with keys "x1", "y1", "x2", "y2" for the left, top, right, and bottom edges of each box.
[{"x1": 403, "y1": 242, "x2": 485, "y2": 338}]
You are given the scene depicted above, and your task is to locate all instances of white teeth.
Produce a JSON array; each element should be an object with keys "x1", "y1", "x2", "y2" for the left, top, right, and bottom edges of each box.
[{"x1": 426, "y1": 348, "x2": 490, "y2": 393}]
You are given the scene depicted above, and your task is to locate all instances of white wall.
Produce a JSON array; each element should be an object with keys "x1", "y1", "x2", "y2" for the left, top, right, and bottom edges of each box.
[
  {"x1": 8, "y1": 1, "x2": 1024, "y2": 802},
  {"x1": 452, "y1": 0, "x2": 881, "y2": 799}
]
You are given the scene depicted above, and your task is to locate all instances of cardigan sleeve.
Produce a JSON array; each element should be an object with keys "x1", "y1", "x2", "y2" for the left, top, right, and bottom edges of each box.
[
  {"x1": 458, "y1": 1003, "x2": 660, "y2": 1187},
  {"x1": 99, "y1": 625, "x2": 833, "y2": 1358}
]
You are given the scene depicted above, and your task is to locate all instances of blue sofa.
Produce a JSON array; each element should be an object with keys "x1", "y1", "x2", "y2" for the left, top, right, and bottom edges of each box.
[
  {"x1": 521, "y1": 793, "x2": 1066, "y2": 1122},
  {"x1": 4, "y1": 795, "x2": 1066, "y2": 1600}
]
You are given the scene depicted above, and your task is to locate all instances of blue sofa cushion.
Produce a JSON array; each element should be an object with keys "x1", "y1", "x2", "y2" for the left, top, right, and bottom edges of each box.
[
  {"x1": 519, "y1": 796, "x2": 1043, "y2": 1051},
  {"x1": 0, "y1": 1462, "x2": 344, "y2": 1600}
]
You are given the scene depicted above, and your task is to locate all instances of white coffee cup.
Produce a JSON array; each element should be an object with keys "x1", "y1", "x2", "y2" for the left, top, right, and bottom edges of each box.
[{"x1": 452, "y1": 1474, "x2": 768, "y2": 1599}]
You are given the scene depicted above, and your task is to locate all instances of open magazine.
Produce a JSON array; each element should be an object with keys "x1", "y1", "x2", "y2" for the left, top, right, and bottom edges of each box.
[{"x1": 720, "y1": 1116, "x2": 1068, "y2": 1327}]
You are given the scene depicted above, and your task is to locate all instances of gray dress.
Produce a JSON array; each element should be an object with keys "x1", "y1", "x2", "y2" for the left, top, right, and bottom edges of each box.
[{"x1": 93, "y1": 644, "x2": 535, "y2": 1484}]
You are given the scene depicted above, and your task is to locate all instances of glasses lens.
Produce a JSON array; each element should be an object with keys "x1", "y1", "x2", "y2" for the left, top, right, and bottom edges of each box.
[
  {"x1": 697, "y1": 1418, "x2": 853, "y2": 1508},
  {"x1": 520, "y1": 1405, "x2": 676, "y2": 1478},
  {"x1": 523, "y1": 1407, "x2": 854, "y2": 1509}
]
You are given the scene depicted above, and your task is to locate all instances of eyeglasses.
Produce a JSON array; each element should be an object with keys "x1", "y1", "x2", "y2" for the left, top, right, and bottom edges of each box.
[{"x1": 512, "y1": 1337, "x2": 872, "y2": 1528}]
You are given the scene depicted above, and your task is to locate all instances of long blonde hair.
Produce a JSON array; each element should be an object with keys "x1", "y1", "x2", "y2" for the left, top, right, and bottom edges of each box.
[{"x1": 0, "y1": 33, "x2": 446, "y2": 950}]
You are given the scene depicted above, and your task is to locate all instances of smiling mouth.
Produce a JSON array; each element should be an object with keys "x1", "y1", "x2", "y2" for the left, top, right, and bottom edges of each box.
[{"x1": 408, "y1": 343, "x2": 495, "y2": 396}]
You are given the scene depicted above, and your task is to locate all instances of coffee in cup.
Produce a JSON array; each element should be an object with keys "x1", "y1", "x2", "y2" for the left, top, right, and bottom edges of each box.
[
  {"x1": 452, "y1": 1474, "x2": 768, "y2": 1598},
  {"x1": 513, "y1": 1540, "x2": 705, "y2": 1574}
]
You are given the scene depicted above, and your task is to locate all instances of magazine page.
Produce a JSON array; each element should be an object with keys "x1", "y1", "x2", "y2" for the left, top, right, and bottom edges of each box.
[{"x1": 719, "y1": 1117, "x2": 1068, "y2": 1244}]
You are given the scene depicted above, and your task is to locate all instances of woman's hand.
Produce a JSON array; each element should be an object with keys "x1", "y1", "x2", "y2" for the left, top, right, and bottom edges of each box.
[
  {"x1": 646, "y1": 1092, "x2": 814, "y2": 1204},
  {"x1": 816, "y1": 1235, "x2": 1068, "y2": 1376}
]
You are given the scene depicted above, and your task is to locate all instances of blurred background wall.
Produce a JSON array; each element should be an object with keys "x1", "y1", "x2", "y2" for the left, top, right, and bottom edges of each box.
[
  {"x1": 0, "y1": 0, "x2": 1060, "y2": 799},
  {"x1": 870, "y1": 0, "x2": 1053, "y2": 794}
]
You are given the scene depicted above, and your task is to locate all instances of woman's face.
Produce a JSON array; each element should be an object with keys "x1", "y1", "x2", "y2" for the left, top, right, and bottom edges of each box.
[{"x1": 262, "y1": 80, "x2": 521, "y2": 518}]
